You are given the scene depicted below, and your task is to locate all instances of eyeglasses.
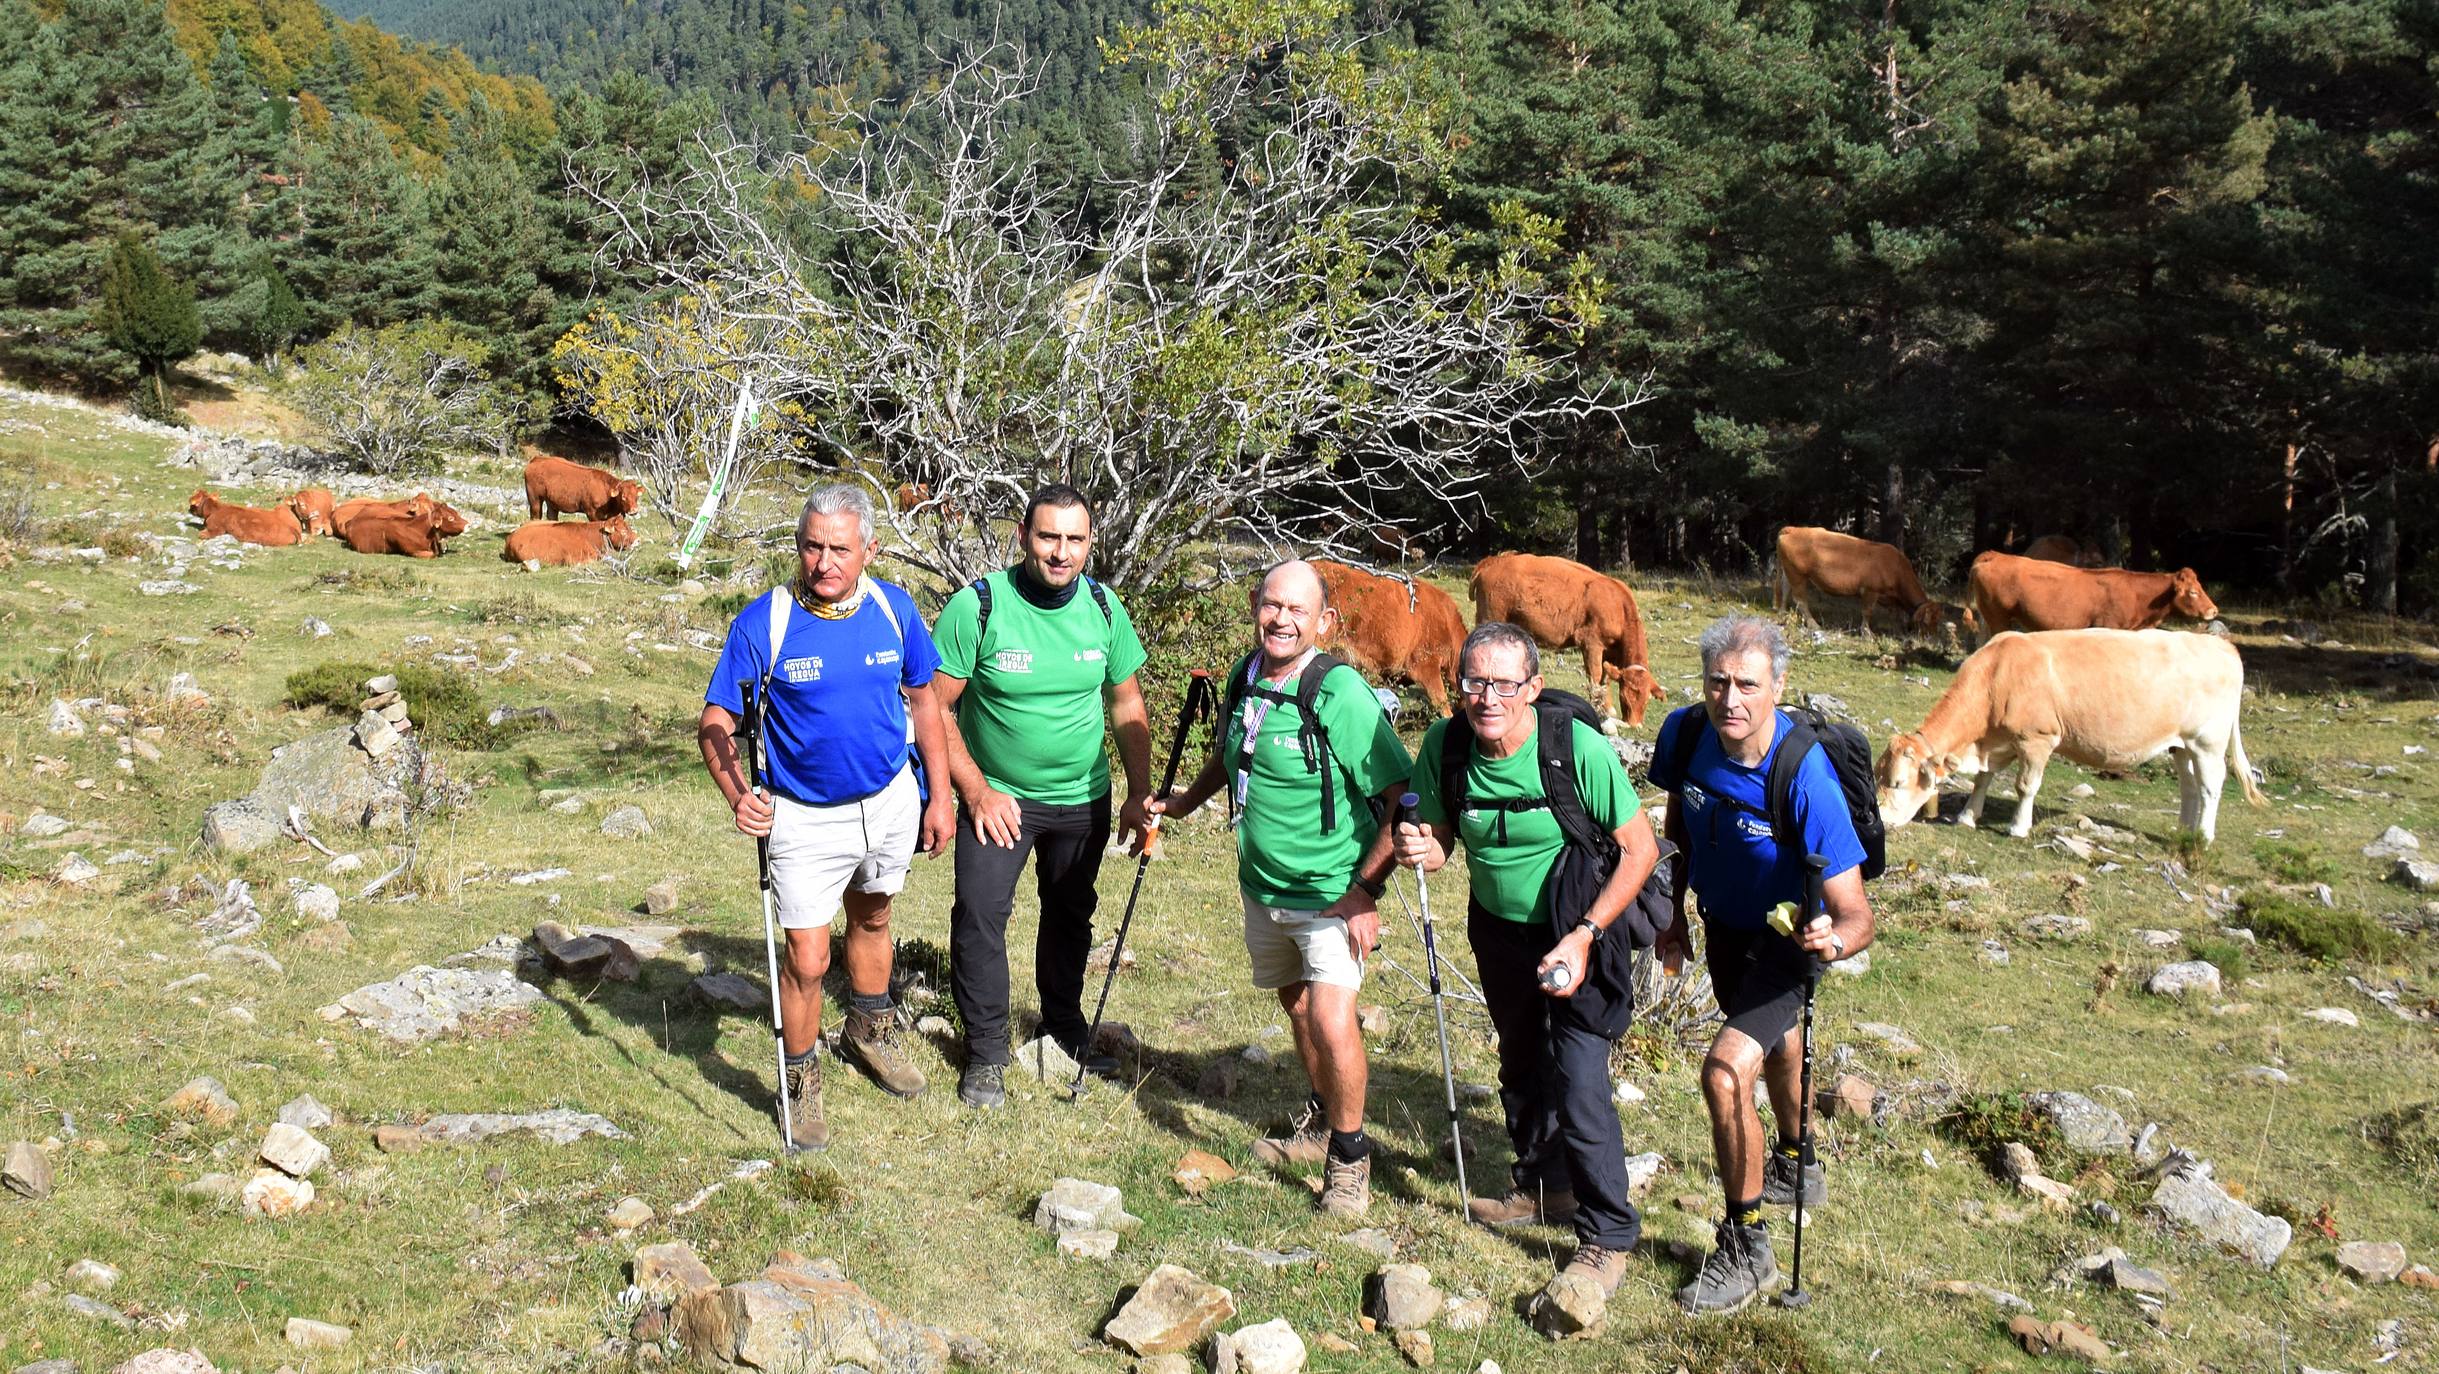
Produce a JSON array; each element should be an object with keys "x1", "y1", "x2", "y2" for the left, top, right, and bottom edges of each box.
[{"x1": 1458, "y1": 676, "x2": 1528, "y2": 699}]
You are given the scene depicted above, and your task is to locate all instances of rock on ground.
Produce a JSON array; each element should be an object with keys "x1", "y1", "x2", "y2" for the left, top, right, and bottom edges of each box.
[
  {"x1": 3, "y1": 1140, "x2": 52, "y2": 1199},
  {"x1": 330, "y1": 964, "x2": 544, "y2": 1043},
  {"x1": 691, "y1": 971, "x2": 767, "y2": 1012},
  {"x1": 1214, "y1": 1317, "x2": 1306, "y2": 1374},
  {"x1": 2146, "y1": 961, "x2": 2222, "y2": 998},
  {"x1": 600, "y1": 805, "x2": 653, "y2": 839},
  {"x1": 2364, "y1": 826, "x2": 2420, "y2": 861},
  {"x1": 607, "y1": 1196, "x2": 655, "y2": 1231},
  {"x1": 163, "y1": 1076, "x2": 239, "y2": 1128},
  {"x1": 2026, "y1": 1091, "x2": 2132, "y2": 1153},
  {"x1": 278, "y1": 1094, "x2": 334, "y2": 1130},
  {"x1": 201, "y1": 725, "x2": 450, "y2": 854},
  {"x1": 240, "y1": 1169, "x2": 314, "y2": 1217},
  {"x1": 2337, "y1": 1240, "x2": 2408, "y2": 1283},
  {"x1": 2023, "y1": 914, "x2": 2091, "y2": 940},
  {"x1": 644, "y1": 878, "x2": 682, "y2": 915},
  {"x1": 1103, "y1": 1265, "x2": 1235, "y2": 1357},
  {"x1": 415, "y1": 1110, "x2": 626, "y2": 1146},
  {"x1": 1036, "y1": 1178, "x2": 1140, "y2": 1235},
  {"x1": 634, "y1": 1240, "x2": 722, "y2": 1302},
  {"x1": 284, "y1": 1317, "x2": 352, "y2": 1349},
  {"x1": 1059, "y1": 1229, "x2": 1119, "y2": 1260},
  {"x1": 258, "y1": 1122, "x2": 329, "y2": 1178},
  {"x1": 676, "y1": 1263, "x2": 951, "y2": 1373},
  {"x1": 291, "y1": 884, "x2": 340, "y2": 922},
  {"x1": 1364, "y1": 1265, "x2": 1443, "y2": 1331},
  {"x1": 531, "y1": 921, "x2": 641, "y2": 982},
  {"x1": 1526, "y1": 1272, "x2": 1605, "y2": 1340},
  {"x1": 2148, "y1": 1158, "x2": 2291, "y2": 1268},
  {"x1": 2394, "y1": 857, "x2": 2439, "y2": 892},
  {"x1": 109, "y1": 1350, "x2": 219, "y2": 1374},
  {"x1": 66, "y1": 1257, "x2": 122, "y2": 1291}
]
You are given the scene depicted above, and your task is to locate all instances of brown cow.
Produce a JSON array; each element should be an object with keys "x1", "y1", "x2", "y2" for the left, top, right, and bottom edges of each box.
[
  {"x1": 341, "y1": 509, "x2": 441, "y2": 557},
  {"x1": 331, "y1": 493, "x2": 431, "y2": 537},
  {"x1": 2023, "y1": 534, "x2": 2105, "y2": 567},
  {"x1": 502, "y1": 516, "x2": 639, "y2": 567},
  {"x1": 428, "y1": 501, "x2": 469, "y2": 554},
  {"x1": 190, "y1": 491, "x2": 307, "y2": 547},
  {"x1": 1468, "y1": 552, "x2": 1666, "y2": 725},
  {"x1": 524, "y1": 455, "x2": 642, "y2": 521},
  {"x1": 1313, "y1": 560, "x2": 1467, "y2": 715},
  {"x1": 1875, "y1": 628, "x2": 2264, "y2": 842},
  {"x1": 286, "y1": 488, "x2": 335, "y2": 536},
  {"x1": 1965, "y1": 551, "x2": 2218, "y2": 642},
  {"x1": 1773, "y1": 526, "x2": 1959, "y2": 641}
]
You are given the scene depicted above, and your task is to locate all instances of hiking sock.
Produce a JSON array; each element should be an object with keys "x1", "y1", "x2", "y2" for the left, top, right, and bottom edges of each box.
[
  {"x1": 785, "y1": 1044, "x2": 819, "y2": 1067},
  {"x1": 1726, "y1": 1191, "x2": 1765, "y2": 1228},
  {"x1": 849, "y1": 991, "x2": 892, "y2": 1018},
  {"x1": 1327, "y1": 1127, "x2": 1372, "y2": 1163},
  {"x1": 1777, "y1": 1134, "x2": 1812, "y2": 1167}
]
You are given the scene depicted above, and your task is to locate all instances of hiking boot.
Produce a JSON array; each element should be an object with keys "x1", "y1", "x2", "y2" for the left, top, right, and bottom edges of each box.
[
  {"x1": 1251, "y1": 1101, "x2": 1329, "y2": 1167},
  {"x1": 1762, "y1": 1151, "x2": 1826, "y2": 1208},
  {"x1": 959, "y1": 1060, "x2": 1005, "y2": 1110},
  {"x1": 1675, "y1": 1220, "x2": 1779, "y2": 1316},
  {"x1": 842, "y1": 1005, "x2": 927, "y2": 1098},
  {"x1": 1317, "y1": 1152, "x2": 1372, "y2": 1216},
  {"x1": 1468, "y1": 1186, "x2": 1580, "y2": 1228},
  {"x1": 1560, "y1": 1241, "x2": 1633, "y2": 1297},
  {"x1": 781, "y1": 1055, "x2": 830, "y2": 1153}
]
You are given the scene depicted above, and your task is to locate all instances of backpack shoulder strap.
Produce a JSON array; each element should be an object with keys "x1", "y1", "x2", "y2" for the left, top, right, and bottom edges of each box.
[
  {"x1": 865, "y1": 578, "x2": 906, "y2": 648},
  {"x1": 1764, "y1": 708, "x2": 1822, "y2": 854},
  {"x1": 1660, "y1": 703, "x2": 1705, "y2": 792},
  {"x1": 1437, "y1": 712, "x2": 1473, "y2": 823},
  {"x1": 971, "y1": 575, "x2": 993, "y2": 649},
  {"x1": 1086, "y1": 577, "x2": 1112, "y2": 626},
  {"x1": 1537, "y1": 704, "x2": 1606, "y2": 850},
  {"x1": 762, "y1": 588, "x2": 793, "y2": 701}
]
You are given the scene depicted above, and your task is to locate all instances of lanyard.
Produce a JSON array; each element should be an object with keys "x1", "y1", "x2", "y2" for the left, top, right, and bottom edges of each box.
[{"x1": 1234, "y1": 648, "x2": 1315, "y2": 808}]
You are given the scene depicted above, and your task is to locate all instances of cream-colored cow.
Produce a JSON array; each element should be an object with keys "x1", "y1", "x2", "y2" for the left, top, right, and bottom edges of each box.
[{"x1": 1875, "y1": 628, "x2": 2265, "y2": 842}]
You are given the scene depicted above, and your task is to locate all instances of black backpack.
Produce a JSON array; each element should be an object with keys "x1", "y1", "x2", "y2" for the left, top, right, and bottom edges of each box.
[
  {"x1": 1437, "y1": 689, "x2": 1679, "y2": 1039},
  {"x1": 969, "y1": 573, "x2": 1113, "y2": 646},
  {"x1": 1653, "y1": 702, "x2": 1887, "y2": 881},
  {"x1": 1222, "y1": 650, "x2": 1378, "y2": 835}
]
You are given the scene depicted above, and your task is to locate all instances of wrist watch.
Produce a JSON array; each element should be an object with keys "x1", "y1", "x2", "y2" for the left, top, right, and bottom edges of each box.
[{"x1": 1355, "y1": 873, "x2": 1386, "y2": 900}]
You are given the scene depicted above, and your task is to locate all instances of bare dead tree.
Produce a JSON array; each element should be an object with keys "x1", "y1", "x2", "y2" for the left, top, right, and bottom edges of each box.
[
  {"x1": 567, "y1": 2, "x2": 1646, "y2": 593},
  {"x1": 287, "y1": 322, "x2": 516, "y2": 476}
]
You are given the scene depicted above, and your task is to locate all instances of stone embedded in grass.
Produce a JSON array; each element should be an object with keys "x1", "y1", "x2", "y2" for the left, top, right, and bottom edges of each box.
[
  {"x1": 1624, "y1": 1153, "x2": 1665, "y2": 1198},
  {"x1": 258, "y1": 1122, "x2": 329, "y2": 1178},
  {"x1": 1979, "y1": 940, "x2": 2011, "y2": 966},
  {"x1": 2363, "y1": 825, "x2": 2420, "y2": 860},
  {"x1": 1853, "y1": 1021, "x2": 1922, "y2": 1059},
  {"x1": 2337, "y1": 1241, "x2": 2408, "y2": 1284},
  {"x1": 54, "y1": 852, "x2": 99, "y2": 884},
  {"x1": 278, "y1": 1094, "x2": 333, "y2": 1130},
  {"x1": 1927, "y1": 1279, "x2": 2031, "y2": 1311},
  {"x1": 675, "y1": 1268, "x2": 953, "y2": 1372},
  {"x1": 240, "y1": 1168, "x2": 315, "y2": 1217},
  {"x1": 1364, "y1": 1264, "x2": 1442, "y2": 1332},
  {"x1": 1035, "y1": 1178, "x2": 1139, "y2": 1235},
  {"x1": 1392, "y1": 1328, "x2": 1433, "y2": 1366},
  {"x1": 1014, "y1": 1036, "x2": 1081, "y2": 1084},
  {"x1": 2023, "y1": 914, "x2": 2090, "y2": 940},
  {"x1": 643, "y1": 878, "x2": 682, "y2": 916},
  {"x1": 2233, "y1": 1066, "x2": 2291, "y2": 1087},
  {"x1": 2009, "y1": 1315, "x2": 2111, "y2": 1362},
  {"x1": 48, "y1": 699, "x2": 85, "y2": 737},
  {"x1": 2145, "y1": 961, "x2": 2222, "y2": 999},
  {"x1": 284, "y1": 1316, "x2": 352, "y2": 1349},
  {"x1": 2026, "y1": 1091, "x2": 2132, "y2": 1153},
  {"x1": 1173, "y1": 1149, "x2": 1238, "y2": 1197},
  {"x1": 1105, "y1": 1265, "x2": 1234, "y2": 1357},
  {"x1": 2147, "y1": 1157, "x2": 2290, "y2": 1268},
  {"x1": 1215, "y1": 1317, "x2": 1306, "y2": 1374},
  {"x1": 2133, "y1": 928, "x2": 2182, "y2": 948},
  {"x1": 20, "y1": 812, "x2": 69, "y2": 838},
  {"x1": 691, "y1": 972, "x2": 766, "y2": 1013},
  {"x1": 291, "y1": 884, "x2": 340, "y2": 923},
  {"x1": 2394, "y1": 857, "x2": 2439, "y2": 892},
  {"x1": 1442, "y1": 1294, "x2": 1490, "y2": 1331},
  {"x1": 632, "y1": 1240, "x2": 721, "y2": 1302},
  {"x1": 66, "y1": 1293, "x2": 134, "y2": 1327},
  {"x1": 1525, "y1": 1271, "x2": 1605, "y2": 1340},
  {"x1": 110, "y1": 1349, "x2": 219, "y2": 1374},
  {"x1": 531, "y1": 921, "x2": 640, "y2": 982},
  {"x1": 607, "y1": 1196, "x2": 655, "y2": 1231},
  {"x1": 1822, "y1": 1074, "x2": 1879, "y2": 1119},
  {"x1": 1058, "y1": 1229, "x2": 1119, "y2": 1261},
  {"x1": 332, "y1": 963, "x2": 544, "y2": 1043},
  {"x1": 417, "y1": 1110, "x2": 626, "y2": 1146},
  {"x1": 66, "y1": 1257, "x2": 121, "y2": 1291},
  {"x1": 600, "y1": 805, "x2": 653, "y2": 839},
  {"x1": 163, "y1": 1076, "x2": 238, "y2": 1128},
  {"x1": 2304, "y1": 1007, "x2": 2359, "y2": 1028}
]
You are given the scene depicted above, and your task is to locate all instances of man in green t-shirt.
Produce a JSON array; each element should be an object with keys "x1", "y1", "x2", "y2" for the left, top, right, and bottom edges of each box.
[
  {"x1": 1394, "y1": 621, "x2": 1661, "y2": 1297},
  {"x1": 1156, "y1": 560, "x2": 1411, "y2": 1215},
  {"x1": 931, "y1": 485, "x2": 1153, "y2": 1108}
]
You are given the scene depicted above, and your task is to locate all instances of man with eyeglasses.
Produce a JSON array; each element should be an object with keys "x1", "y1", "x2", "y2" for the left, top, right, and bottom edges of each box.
[
  {"x1": 1154, "y1": 559, "x2": 1411, "y2": 1215},
  {"x1": 1393, "y1": 622, "x2": 1661, "y2": 1297},
  {"x1": 1647, "y1": 615, "x2": 1876, "y2": 1315}
]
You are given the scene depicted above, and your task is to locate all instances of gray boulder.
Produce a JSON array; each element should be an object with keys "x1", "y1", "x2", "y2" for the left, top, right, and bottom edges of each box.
[
  {"x1": 2027, "y1": 1091, "x2": 2133, "y2": 1153},
  {"x1": 202, "y1": 725, "x2": 446, "y2": 854},
  {"x1": 2364, "y1": 826, "x2": 2421, "y2": 861},
  {"x1": 2147, "y1": 1158, "x2": 2290, "y2": 1268},
  {"x1": 330, "y1": 964, "x2": 544, "y2": 1043},
  {"x1": 2145, "y1": 961, "x2": 2223, "y2": 999}
]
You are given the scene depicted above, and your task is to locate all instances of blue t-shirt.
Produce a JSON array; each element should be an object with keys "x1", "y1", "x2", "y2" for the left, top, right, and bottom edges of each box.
[
  {"x1": 704, "y1": 583, "x2": 940, "y2": 806},
  {"x1": 1651, "y1": 706, "x2": 1864, "y2": 930}
]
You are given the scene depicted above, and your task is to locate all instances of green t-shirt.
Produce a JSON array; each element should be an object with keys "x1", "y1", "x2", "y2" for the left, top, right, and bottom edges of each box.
[
  {"x1": 931, "y1": 570, "x2": 1149, "y2": 805},
  {"x1": 1412, "y1": 714, "x2": 1641, "y2": 923},
  {"x1": 1224, "y1": 658, "x2": 1414, "y2": 910}
]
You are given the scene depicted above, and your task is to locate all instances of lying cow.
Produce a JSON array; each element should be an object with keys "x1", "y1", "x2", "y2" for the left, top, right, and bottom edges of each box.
[
  {"x1": 428, "y1": 501, "x2": 470, "y2": 554},
  {"x1": 1966, "y1": 551, "x2": 2218, "y2": 642},
  {"x1": 1773, "y1": 526, "x2": 1961, "y2": 641},
  {"x1": 2023, "y1": 534, "x2": 2105, "y2": 567},
  {"x1": 1875, "y1": 628, "x2": 2265, "y2": 843},
  {"x1": 1314, "y1": 560, "x2": 1467, "y2": 714},
  {"x1": 331, "y1": 494, "x2": 431, "y2": 537},
  {"x1": 341, "y1": 508, "x2": 441, "y2": 557},
  {"x1": 1469, "y1": 551, "x2": 1665, "y2": 725},
  {"x1": 287, "y1": 488, "x2": 335, "y2": 536},
  {"x1": 190, "y1": 490, "x2": 307, "y2": 547},
  {"x1": 525, "y1": 455, "x2": 642, "y2": 521},
  {"x1": 502, "y1": 516, "x2": 639, "y2": 567}
]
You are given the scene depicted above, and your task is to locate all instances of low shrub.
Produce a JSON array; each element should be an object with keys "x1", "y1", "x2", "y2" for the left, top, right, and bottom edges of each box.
[
  {"x1": 2366, "y1": 1101, "x2": 2439, "y2": 1190},
  {"x1": 282, "y1": 660, "x2": 547, "y2": 751},
  {"x1": 2254, "y1": 840, "x2": 2337, "y2": 886},
  {"x1": 1934, "y1": 1090, "x2": 2066, "y2": 1177},
  {"x1": 2185, "y1": 934, "x2": 2251, "y2": 983},
  {"x1": 2239, "y1": 892, "x2": 2401, "y2": 964}
]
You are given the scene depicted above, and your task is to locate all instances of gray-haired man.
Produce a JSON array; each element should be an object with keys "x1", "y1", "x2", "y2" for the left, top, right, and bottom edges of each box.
[{"x1": 699, "y1": 484, "x2": 955, "y2": 1151}]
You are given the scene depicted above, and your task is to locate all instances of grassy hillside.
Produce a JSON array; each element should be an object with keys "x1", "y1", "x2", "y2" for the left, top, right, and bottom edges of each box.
[{"x1": 1, "y1": 390, "x2": 2435, "y2": 1372}]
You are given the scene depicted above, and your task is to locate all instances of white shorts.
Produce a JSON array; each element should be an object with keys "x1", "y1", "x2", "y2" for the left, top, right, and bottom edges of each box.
[
  {"x1": 769, "y1": 764, "x2": 918, "y2": 929},
  {"x1": 1242, "y1": 892, "x2": 1366, "y2": 991}
]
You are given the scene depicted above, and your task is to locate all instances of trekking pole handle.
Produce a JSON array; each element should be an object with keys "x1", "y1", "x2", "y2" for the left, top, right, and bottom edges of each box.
[{"x1": 1802, "y1": 853, "x2": 1829, "y2": 978}]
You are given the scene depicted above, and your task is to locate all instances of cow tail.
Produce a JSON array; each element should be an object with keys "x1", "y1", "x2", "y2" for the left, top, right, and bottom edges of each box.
[{"x1": 2229, "y1": 709, "x2": 2268, "y2": 807}]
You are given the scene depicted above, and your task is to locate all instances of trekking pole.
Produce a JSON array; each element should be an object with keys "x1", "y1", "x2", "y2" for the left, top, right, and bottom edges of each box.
[
  {"x1": 740, "y1": 682, "x2": 795, "y2": 1152},
  {"x1": 1072, "y1": 670, "x2": 1214, "y2": 1097},
  {"x1": 1402, "y1": 790, "x2": 1472, "y2": 1217},
  {"x1": 1777, "y1": 852, "x2": 1829, "y2": 1309}
]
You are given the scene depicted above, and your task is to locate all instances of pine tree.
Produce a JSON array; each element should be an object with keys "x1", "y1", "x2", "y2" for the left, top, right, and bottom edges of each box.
[
  {"x1": 0, "y1": 19, "x2": 114, "y2": 381},
  {"x1": 101, "y1": 230, "x2": 200, "y2": 419},
  {"x1": 292, "y1": 113, "x2": 438, "y2": 333},
  {"x1": 432, "y1": 93, "x2": 552, "y2": 400}
]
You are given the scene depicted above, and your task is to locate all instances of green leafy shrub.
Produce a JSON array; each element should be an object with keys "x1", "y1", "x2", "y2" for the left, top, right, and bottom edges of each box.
[
  {"x1": 282, "y1": 660, "x2": 547, "y2": 751},
  {"x1": 2366, "y1": 1101, "x2": 2439, "y2": 1189},
  {"x1": 2239, "y1": 892, "x2": 2401, "y2": 963},
  {"x1": 2185, "y1": 935, "x2": 2250, "y2": 983},
  {"x1": 1934, "y1": 1090, "x2": 2065, "y2": 1177},
  {"x1": 2254, "y1": 840, "x2": 2336, "y2": 885}
]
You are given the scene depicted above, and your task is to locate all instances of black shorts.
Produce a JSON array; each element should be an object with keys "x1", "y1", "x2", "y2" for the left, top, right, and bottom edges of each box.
[{"x1": 1705, "y1": 925, "x2": 1812, "y2": 1049}]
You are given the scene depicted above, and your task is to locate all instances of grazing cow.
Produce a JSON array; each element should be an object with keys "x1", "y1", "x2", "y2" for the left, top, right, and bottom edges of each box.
[
  {"x1": 190, "y1": 491, "x2": 307, "y2": 547},
  {"x1": 2023, "y1": 534, "x2": 2105, "y2": 567},
  {"x1": 1468, "y1": 552, "x2": 1666, "y2": 725},
  {"x1": 502, "y1": 516, "x2": 639, "y2": 567},
  {"x1": 1773, "y1": 526, "x2": 1958, "y2": 640},
  {"x1": 894, "y1": 482, "x2": 930, "y2": 512},
  {"x1": 524, "y1": 455, "x2": 642, "y2": 521},
  {"x1": 1313, "y1": 560, "x2": 1467, "y2": 715},
  {"x1": 1875, "y1": 628, "x2": 2265, "y2": 843},
  {"x1": 331, "y1": 493, "x2": 431, "y2": 537},
  {"x1": 340, "y1": 508, "x2": 440, "y2": 557},
  {"x1": 1966, "y1": 551, "x2": 2218, "y2": 642},
  {"x1": 287, "y1": 488, "x2": 335, "y2": 536}
]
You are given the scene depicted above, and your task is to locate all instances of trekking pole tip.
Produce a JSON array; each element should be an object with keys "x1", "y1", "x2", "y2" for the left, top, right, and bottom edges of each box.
[{"x1": 1775, "y1": 1288, "x2": 1812, "y2": 1310}]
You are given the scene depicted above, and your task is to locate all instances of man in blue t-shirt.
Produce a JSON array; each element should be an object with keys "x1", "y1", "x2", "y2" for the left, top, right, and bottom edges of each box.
[
  {"x1": 1647, "y1": 615, "x2": 1877, "y2": 1316},
  {"x1": 699, "y1": 484, "x2": 954, "y2": 1152}
]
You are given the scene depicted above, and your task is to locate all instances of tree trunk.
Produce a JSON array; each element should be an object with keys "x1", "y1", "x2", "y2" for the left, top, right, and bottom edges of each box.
[
  {"x1": 1880, "y1": 460, "x2": 1906, "y2": 551},
  {"x1": 1575, "y1": 483, "x2": 1601, "y2": 569},
  {"x1": 2367, "y1": 458, "x2": 2399, "y2": 615},
  {"x1": 2277, "y1": 441, "x2": 2299, "y2": 594}
]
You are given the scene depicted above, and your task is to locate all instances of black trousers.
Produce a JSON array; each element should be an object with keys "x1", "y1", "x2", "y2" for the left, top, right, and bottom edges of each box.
[
  {"x1": 950, "y1": 794, "x2": 1113, "y2": 1064},
  {"x1": 1469, "y1": 903, "x2": 1643, "y2": 1250}
]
